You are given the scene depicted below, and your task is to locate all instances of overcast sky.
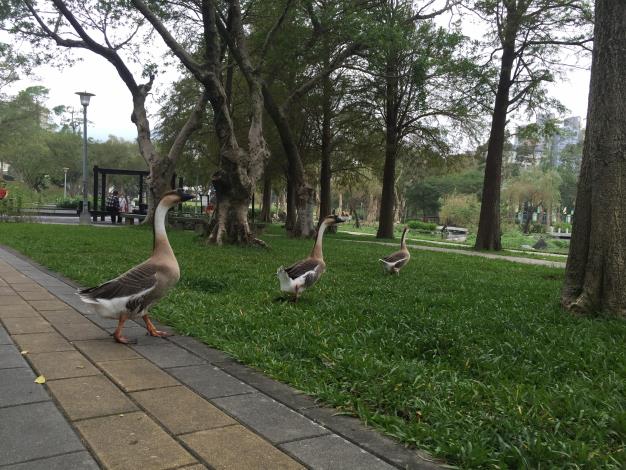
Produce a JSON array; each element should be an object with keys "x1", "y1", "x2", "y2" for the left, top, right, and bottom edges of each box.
[{"x1": 4, "y1": 14, "x2": 591, "y2": 144}]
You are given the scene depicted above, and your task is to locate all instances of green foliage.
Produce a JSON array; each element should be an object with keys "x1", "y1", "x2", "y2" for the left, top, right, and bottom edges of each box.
[
  {"x1": 406, "y1": 220, "x2": 437, "y2": 231},
  {"x1": 55, "y1": 197, "x2": 81, "y2": 209},
  {"x1": 439, "y1": 193, "x2": 481, "y2": 228},
  {"x1": 1, "y1": 223, "x2": 624, "y2": 468},
  {"x1": 406, "y1": 168, "x2": 484, "y2": 216}
]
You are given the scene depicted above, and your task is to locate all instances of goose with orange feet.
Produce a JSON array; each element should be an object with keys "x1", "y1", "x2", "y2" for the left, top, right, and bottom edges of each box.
[{"x1": 78, "y1": 189, "x2": 194, "y2": 343}]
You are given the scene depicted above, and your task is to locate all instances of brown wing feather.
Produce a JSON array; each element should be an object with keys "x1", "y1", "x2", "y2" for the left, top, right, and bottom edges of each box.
[
  {"x1": 78, "y1": 263, "x2": 158, "y2": 300},
  {"x1": 284, "y1": 258, "x2": 323, "y2": 280},
  {"x1": 381, "y1": 251, "x2": 409, "y2": 263}
]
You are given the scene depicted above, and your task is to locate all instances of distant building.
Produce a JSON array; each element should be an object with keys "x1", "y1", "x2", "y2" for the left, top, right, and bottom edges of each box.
[
  {"x1": 513, "y1": 115, "x2": 583, "y2": 167},
  {"x1": 550, "y1": 116, "x2": 583, "y2": 166}
]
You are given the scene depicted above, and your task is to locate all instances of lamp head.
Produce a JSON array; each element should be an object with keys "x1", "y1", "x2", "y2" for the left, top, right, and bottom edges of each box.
[{"x1": 76, "y1": 91, "x2": 95, "y2": 107}]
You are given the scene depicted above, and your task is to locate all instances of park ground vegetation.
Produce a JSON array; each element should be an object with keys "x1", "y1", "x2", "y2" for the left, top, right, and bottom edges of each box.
[{"x1": 0, "y1": 223, "x2": 624, "y2": 468}]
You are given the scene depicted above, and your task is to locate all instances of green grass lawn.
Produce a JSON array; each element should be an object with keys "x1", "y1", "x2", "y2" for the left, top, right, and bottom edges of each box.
[{"x1": 1, "y1": 223, "x2": 624, "y2": 468}]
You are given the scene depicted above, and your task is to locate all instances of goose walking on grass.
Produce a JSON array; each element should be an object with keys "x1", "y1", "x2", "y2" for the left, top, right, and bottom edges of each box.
[
  {"x1": 78, "y1": 189, "x2": 195, "y2": 344},
  {"x1": 380, "y1": 226, "x2": 410, "y2": 275},
  {"x1": 277, "y1": 214, "x2": 345, "y2": 301}
]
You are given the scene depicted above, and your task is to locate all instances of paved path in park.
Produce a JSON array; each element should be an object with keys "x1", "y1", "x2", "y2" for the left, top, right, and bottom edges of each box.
[
  {"x1": 337, "y1": 238, "x2": 567, "y2": 269},
  {"x1": 0, "y1": 246, "x2": 438, "y2": 470}
]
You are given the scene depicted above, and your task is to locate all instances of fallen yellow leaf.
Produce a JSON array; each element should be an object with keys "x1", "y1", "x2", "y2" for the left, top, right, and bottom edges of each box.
[{"x1": 34, "y1": 375, "x2": 46, "y2": 384}]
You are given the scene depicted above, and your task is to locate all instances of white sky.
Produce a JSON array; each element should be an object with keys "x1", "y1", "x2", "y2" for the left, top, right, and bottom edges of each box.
[{"x1": 3, "y1": 10, "x2": 591, "y2": 144}]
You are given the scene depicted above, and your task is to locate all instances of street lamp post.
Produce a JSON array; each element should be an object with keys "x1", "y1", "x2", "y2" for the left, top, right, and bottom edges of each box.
[
  {"x1": 62, "y1": 167, "x2": 69, "y2": 199},
  {"x1": 76, "y1": 91, "x2": 95, "y2": 224}
]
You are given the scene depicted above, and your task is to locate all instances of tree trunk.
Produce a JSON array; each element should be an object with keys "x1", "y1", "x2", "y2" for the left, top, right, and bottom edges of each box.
[
  {"x1": 145, "y1": 160, "x2": 174, "y2": 225},
  {"x1": 377, "y1": 57, "x2": 399, "y2": 239},
  {"x1": 262, "y1": 87, "x2": 315, "y2": 237},
  {"x1": 474, "y1": 40, "x2": 516, "y2": 250},
  {"x1": 319, "y1": 77, "x2": 332, "y2": 220},
  {"x1": 522, "y1": 204, "x2": 536, "y2": 234},
  {"x1": 260, "y1": 172, "x2": 272, "y2": 223},
  {"x1": 561, "y1": 0, "x2": 626, "y2": 317},
  {"x1": 367, "y1": 193, "x2": 378, "y2": 223},
  {"x1": 286, "y1": 170, "x2": 297, "y2": 232}
]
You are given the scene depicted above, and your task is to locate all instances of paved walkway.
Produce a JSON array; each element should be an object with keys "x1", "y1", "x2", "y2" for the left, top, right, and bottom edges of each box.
[
  {"x1": 0, "y1": 246, "x2": 438, "y2": 470},
  {"x1": 337, "y1": 238, "x2": 567, "y2": 269}
]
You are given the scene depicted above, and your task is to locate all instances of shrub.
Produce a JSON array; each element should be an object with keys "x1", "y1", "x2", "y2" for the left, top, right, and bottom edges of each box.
[
  {"x1": 530, "y1": 223, "x2": 546, "y2": 234},
  {"x1": 56, "y1": 197, "x2": 81, "y2": 209},
  {"x1": 439, "y1": 193, "x2": 481, "y2": 228},
  {"x1": 406, "y1": 220, "x2": 437, "y2": 231}
]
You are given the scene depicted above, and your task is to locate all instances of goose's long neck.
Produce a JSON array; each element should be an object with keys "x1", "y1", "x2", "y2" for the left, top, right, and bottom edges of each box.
[
  {"x1": 310, "y1": 222, "x2": 329, "y2": 260},
  {"x1": 400, "y1": 227, "x2": 408, "y2": 251},
  {"x1": 153, "y1": 202, "x2": 174, "y2": 258}
]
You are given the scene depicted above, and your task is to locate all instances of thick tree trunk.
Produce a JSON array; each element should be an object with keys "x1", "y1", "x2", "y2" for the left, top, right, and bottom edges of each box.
[
  {"x1": 561, "y1": 0, "x2": 626, "y2": 316},
  {"x1": 208, "y1": 167, "x2": 253, "y2": 245},
  {"x1": 145, "y1": 160, "x2": 174, "y2": 225},
  {"x1": 377, "y1": 58, "x2": 399, "y2": 239},
  {"x1": 474, "y1": 41, "x2": 516, "y2": 250},
  {"x1": 260, "y1": 172, "x2": 272, "y2": 223}
]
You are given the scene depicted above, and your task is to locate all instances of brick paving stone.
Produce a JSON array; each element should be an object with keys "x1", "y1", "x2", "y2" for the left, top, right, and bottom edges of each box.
[
  {"x1": 131, "y1": 386, "x2": 236, "y2": 435},
  {"x1": 0, "y1": 325, "x2": 12, "y2": 344},
  {"x1": 181, "y1": 425, "x2": 304, "y2": 470},
  {"x1": 169, "y1": 335, "x2": 234, "y2": 364},
  {"x1": 220, "y1": 362, "x2": 316, "y2": 411},
  {"x1": 131, "y1": 336, "x2": 206, "y2": 368},
  {"x1": 0, "y1": 402, "x2": 85, "y2": 466},
  {"x1": 28, "y1": 351, "x2": 101, "y2": 380},
  {"x1": 301, "y1": 407, "x2": 440, "y2": 469},
  {"x1": 1, "y1": 451, "x2": 100, "y2": 470},
  {"x1": 105, "y1": 324, "x2": 150, "y2": 341},
  {"x1": 2, "y1": 316, "x2": 53, "y2": 334},
  {"x1": 168, "y1": 364, "x2": 254, "y2": 399},
  {"x1": 99, "y1": 358, "x2": 179, "y2": 392},
  {"x1": 85, "y1": 313, "x2": 124, "y2": 329},
  {"x1": 17, "y1": 290, "x2": 56, "y2": 301},
  {"x1": 0, "y1": 304, "x2": 41, "y2": 319},
  {"x1": 76, "y1": 411, "x2": 197, "y2": 469},
  {"x1": 74, "y1": 339, "x2": 141, "y2": 362},
  {"x1": 54, "y1": 293, "x2": 89, "y2": 312},
  {"x1": 0, "y1": 344, "x2": 28, "y2": 369},
  {"x1": 48, "y1": 375, "x2": 138, "y2": 421},
  {"x1": 280, "y1": 434, "x2": 397, "y2": 470},
  {"x1": 0, "y1": 295, "x2": 29, "y2": 306},
  {"x1": 11, "y1": 283, "x2": 48, "y2": 292},
  {"x1": 213, "y1": 392, "x2": 328, "y2": 444},
  {"x1": 27, "y1": 299, "x2": 70, "y2": 311},
  {"x1": 38, "y1": 308, "x2": 87, "y2": 324},
  {"x1": 0, "y1": 286, "x2": 15, "y2": 295},
  {"x1": 53, "y1": 321, "x2": 111, "y2": 341},
  {"x1": 11, "y1": 332, "x2": 75, "y2": 353},
  {"x1": 0, "y1": 368, "x2": 50, "y2": 407},
  {"x1": 2, "y1": 274, "x2": 31, "y2": 283}
]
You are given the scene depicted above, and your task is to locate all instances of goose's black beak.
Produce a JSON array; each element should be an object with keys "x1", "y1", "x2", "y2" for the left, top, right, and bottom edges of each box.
[
  {"x1": 181, "y1": 193, "x2": 195, "y2": 202},
  {"x1": 334, "y1": 215, "x2": 347, "y2": 224}
]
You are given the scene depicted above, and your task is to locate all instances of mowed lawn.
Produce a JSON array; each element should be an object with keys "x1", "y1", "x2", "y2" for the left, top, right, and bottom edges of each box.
[{"x1": 1, "y1": 223, "x2": 624, "y2": 468}]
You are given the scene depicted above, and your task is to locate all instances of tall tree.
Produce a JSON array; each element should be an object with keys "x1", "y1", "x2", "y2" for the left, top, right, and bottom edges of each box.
[
  {"x1": 561, "y1": 0, "x2": 626, "y2": 316},
  {"x1": 472, "y1": 0, "x2": 593, "y2": 250},
  {"x1": 132, "y1": 0, "x2": 270, "y2": 244},
  {"x1": 5, "y1": 0, "x2": 209, "y2": 223},
  {"x1": 356, "y1": 0, "x2": 481, "y2": 238}
]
